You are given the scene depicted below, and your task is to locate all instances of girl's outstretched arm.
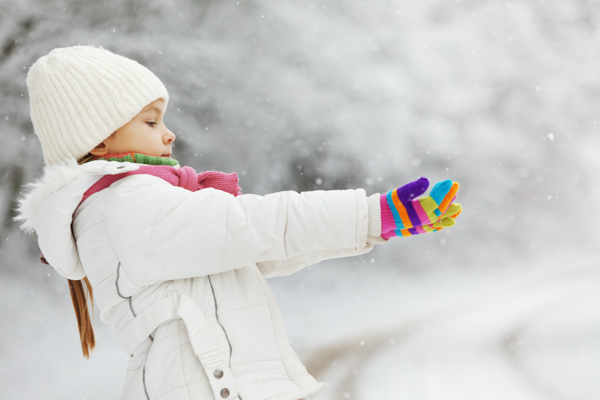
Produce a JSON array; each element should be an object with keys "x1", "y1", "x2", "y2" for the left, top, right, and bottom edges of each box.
[{"x1": 97, "y1": 175, "x2": 376, "y2": 285}]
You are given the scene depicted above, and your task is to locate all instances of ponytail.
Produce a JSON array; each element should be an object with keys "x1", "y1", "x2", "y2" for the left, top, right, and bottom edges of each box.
[
  {"x1": 68, "y1": 277, "x2": 96, "y2": 358},
  {"x1": 40, "y1": 252, "x2": 96, "y2": 358}
]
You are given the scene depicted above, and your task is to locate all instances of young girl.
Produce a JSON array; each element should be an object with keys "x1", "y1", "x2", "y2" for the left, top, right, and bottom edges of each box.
[{"x1": 15, "y1": 46, "x2": 461, "y2": 400}]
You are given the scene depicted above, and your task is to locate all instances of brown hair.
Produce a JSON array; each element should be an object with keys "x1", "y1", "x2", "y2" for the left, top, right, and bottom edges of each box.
[
  {"x1": 39, "y1": 252, "x2": 96, "y2": 358},
  {"x1": 77, "y1": 152, "x2": 95, "y2": 164},
  {"x1": 72, "y1": 153, "x2": 96, "y2": 358},
  {"x1": 68, "y1": 277, "x2": 96, "y2": 358}
]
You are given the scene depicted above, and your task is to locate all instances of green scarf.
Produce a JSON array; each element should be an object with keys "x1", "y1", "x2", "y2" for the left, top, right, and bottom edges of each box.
[{"x1": 85, "y1": 152, "x2": 180, "y2": 167}]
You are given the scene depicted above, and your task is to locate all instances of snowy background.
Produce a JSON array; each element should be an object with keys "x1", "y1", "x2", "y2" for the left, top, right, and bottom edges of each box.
[{"x1": 1, "y1": 0, "x2": 599, "y2": 399}]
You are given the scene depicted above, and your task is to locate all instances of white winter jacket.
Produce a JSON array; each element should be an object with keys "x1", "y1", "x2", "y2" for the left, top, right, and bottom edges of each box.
[{"x1": 16, "y1": 159, "x2": 384, "y2": 400}]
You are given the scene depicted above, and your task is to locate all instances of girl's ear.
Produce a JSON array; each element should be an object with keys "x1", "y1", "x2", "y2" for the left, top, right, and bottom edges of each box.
[{"x1": 89, "y1": 141, "x2": 109, "y2": 156}]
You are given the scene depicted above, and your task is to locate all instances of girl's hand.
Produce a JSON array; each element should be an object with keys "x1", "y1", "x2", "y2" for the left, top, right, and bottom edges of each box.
[{"x1": 380, "y1": 177, "x2": 462, "y2": 239}]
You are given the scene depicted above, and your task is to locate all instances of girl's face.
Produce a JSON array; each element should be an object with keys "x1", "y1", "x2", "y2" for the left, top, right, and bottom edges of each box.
[{"x1": 90, "y1": 98, "x2": 175, "y2": 158}]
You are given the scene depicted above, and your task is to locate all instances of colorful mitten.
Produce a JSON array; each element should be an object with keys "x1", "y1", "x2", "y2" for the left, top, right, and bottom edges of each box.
[{"x1": 380, "y1": 177, "x2": 461, "y2": 239}]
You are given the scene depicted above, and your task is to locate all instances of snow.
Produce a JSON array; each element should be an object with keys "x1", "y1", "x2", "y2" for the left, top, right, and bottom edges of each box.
[
  {"x1": 1, "y1": 0, "x2": 600, "y2": 398},
  {"x1": 271, "y1": 255, "x2": 600, "y2": 400}
]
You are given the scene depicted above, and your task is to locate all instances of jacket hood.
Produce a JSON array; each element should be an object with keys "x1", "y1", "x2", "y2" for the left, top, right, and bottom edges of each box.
[{"x1": 14, "y1": 158, "x2": 140, "y2": 280}]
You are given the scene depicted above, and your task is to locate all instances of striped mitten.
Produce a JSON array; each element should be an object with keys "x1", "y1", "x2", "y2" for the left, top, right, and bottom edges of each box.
[{"x1": 380, "y1": 177, "x2": 461, "y2": 239}]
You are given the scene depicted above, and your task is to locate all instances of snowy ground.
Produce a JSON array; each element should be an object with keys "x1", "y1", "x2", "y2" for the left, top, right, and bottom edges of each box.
[
  {"x1": 271, "y1": 252, "x2": 600, "y2": 400},
  {"x1": 2, "y1": 250, "x2": 597, "y2": 400}
]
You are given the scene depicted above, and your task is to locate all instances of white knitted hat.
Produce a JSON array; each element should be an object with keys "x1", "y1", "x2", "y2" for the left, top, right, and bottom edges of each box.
[{"x1": 27, "y1": 45, "x2": 169, "y2": 165}]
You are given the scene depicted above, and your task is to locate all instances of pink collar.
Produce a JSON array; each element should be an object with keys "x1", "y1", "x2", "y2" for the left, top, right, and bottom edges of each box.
[{"x1": 80, "y1": 165, "x2": 242, "y2": 206}]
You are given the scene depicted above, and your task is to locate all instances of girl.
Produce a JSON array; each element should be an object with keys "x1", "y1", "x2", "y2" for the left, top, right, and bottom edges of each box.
[{"x1": 15, "y1": 46, "x2": 461, "y2": 400}]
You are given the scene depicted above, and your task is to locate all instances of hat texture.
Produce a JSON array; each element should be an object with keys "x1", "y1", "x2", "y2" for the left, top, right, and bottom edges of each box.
[{"x1": 27, "y1": 46, "x2": 169, "y2": 165}]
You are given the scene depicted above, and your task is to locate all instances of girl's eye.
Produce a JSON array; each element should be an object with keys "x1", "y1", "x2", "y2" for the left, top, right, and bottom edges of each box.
[{"x1": 146, "y1": 121, "x2": 157, "y2": 127}]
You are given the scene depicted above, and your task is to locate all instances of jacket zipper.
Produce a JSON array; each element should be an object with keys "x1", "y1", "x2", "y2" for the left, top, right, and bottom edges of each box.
[
  {"x1": 116, "y1": 262, "x2": 151, "y2": 400},
  {"x1": 208, "y1": 276, "x2": 243, "y2": 399},
  {"x1": 207, "y1": 275, "x2": 233, "y2": 360},
  {"x1": 143, "y1": 362, "x2": 150, "y2": 400}
]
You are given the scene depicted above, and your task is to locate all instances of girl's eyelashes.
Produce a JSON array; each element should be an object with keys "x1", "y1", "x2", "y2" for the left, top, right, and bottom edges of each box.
[{"x1": 146, "y1": 121, "x2": 157, "y2": 127}]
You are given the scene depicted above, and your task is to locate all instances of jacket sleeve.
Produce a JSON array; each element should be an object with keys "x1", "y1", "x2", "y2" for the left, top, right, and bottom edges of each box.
[
  {"x1": 256, "y1": 192, "x2": 386, "y2": 278},
  {"x1": 256, "y1": 246, "x2": 373, "y2": 278},
  {"x1": 102, "y1": 175, "x2": 377, "y2": 285}
]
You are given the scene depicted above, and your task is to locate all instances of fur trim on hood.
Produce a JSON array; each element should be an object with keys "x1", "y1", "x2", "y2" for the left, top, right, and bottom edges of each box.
[{"x1": 14, "y1": 159, "x2": 140, "y2": 279}]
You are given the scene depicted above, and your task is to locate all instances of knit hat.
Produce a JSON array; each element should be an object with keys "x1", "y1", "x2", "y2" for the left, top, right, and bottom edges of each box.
[{"x1": 26, "y1": 45, "x2": 169, "y2": 165}]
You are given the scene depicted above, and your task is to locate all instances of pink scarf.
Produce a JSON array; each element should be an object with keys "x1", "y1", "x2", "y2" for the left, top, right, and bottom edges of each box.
[{"x1": 80, "y1": 165, "x2": 242, "y2": 206}]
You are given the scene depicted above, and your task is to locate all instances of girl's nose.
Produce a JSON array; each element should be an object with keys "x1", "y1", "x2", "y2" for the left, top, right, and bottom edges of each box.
[{"x1": 164, "y1": 129, "x2": 176, "y2": 144}]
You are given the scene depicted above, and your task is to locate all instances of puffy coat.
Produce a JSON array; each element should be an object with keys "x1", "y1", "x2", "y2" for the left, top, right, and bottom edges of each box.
[{"x1": 15, "y1": 159, "x2": 384, "y2": 400}]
